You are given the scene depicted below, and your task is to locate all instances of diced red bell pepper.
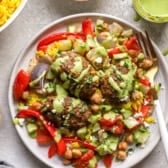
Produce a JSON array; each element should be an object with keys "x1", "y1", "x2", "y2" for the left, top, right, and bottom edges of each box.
[
  {"x1": 37, "y1": 32, "x2": 85, "y2": 50},
  {"x1": 140, "y1": 104, "x2": 150, "y2": 118},
  {"x1": 108, "y1": 48, "x2": 121, "y2": 57},
  {"x1": 63, "y1": 137, "x2": 96, "y2": 150},
  {"x1": 99, "y1": 118, "x2": 117, "y2": 127},
  {"x1": 103, "y1": 154, "x2": 113, "y2": 168},
  {"x1": 48, "y1": 143, "x2": 57, "y2": 158},
  {"x1": 17, "y1": 109, "x2": 66, "y2": 155},
  {"x1": 80, "y1": 150, "x2": 94, "y2": 162},
  {"x1": 82, "y1": 18, "x2": 94, "y2": 36},
  {"x1": 124, "y1": 36, "x2": 141, "y2": 51},
  {"x1": 139, "y1": 77, "x2": 151, "y2": 87},
  {"x1": 13, "y1": 70, "x2": 30, "y2": 100},
  {"x1": 37, "y1": 45, "x2": 48, "y2": 52},
  {"x1": 17, "y1": 109, "x2": 56, "y2": 137},
  {"x1": 56, "y1": 138, "x2": 66, "y2": 156},
  {"x1": 36, "y1": 128, "x2": 53, "y2": 145}
]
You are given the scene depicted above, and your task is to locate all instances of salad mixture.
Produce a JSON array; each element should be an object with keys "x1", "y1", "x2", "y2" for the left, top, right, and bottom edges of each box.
[
  {"x1": 13, "y1": 18, "x2": 159, "y2": 168},
  {"x1": 0, "y1": 0, "x2": 22, "y2": 26}
]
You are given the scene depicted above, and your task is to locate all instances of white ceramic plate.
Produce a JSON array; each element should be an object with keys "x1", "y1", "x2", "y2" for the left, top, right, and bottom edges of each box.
[
  {"x1": 0, "y1": 0, "x2": 27, "y2": 32},
  {"x1": 8, "y1": 13, "x2": 168, "y2": 168}
]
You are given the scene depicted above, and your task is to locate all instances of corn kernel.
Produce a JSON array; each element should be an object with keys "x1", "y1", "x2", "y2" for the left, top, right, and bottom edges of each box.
[
  {"x1": 145, "y1": 117, "x2": 156, "y2": 123},
  {"x1": 71, "y1": 142, "x2": 80, "y2": 148}
]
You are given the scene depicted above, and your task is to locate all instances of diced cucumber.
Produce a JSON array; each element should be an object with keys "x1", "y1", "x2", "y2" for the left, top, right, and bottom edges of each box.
[
  {"x1": 113, "y1": 53, "x2": 128, "y2": 60},
  {"x1": 103, "y1": 111, "x2": 117, "y2": 120},
  {"x1": 74, "y1": 39, "x2": 89, "y2": 55},
  {"x1": 67, "y1": 25, "x2": 77, "y2": 33},
  {"x1": 77, "y1": 127, "x2": 88, "y2": 139},
  {"x1": 86, "y1": 35, "x2": 97, "y2": 48},
  {"x1": 99, "y1": 105, "x2": 112, "y2": 111},
  {"x1": 58, "y1": 39, "x2": 72, "y2": 51},
  {"x1": 92, "y1": 123, "x2": 101, "y2": 133},
  {"x1": 55, "y1": 84, "x2": 68, "y2": 97},
  {"x1": 26, "y1": 123, "x2": 37, "y2": 135},
  {"x1": 133, "y1": 127, "x2": 150, "y2": 144},
  {"x1": 96, "y1": 136, "x2": 119, "y2": 155},
  {"x1": 88, "y1": 156, "x2": 97, "y2": 168},
  {"x1": 120, "y1": 109, "x2": 132, "y2": 119},
  {"x1": 123, "y1": 117, "x2": 139, "y2": 129},
  {"x1": 88, "y1": 113, "x2": 101, "y2": 124}
]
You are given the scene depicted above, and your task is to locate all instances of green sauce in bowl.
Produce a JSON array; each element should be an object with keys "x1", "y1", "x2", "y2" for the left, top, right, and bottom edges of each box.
[{"x1": 133, "y1": 0, "x2": 168, "y2": 23}]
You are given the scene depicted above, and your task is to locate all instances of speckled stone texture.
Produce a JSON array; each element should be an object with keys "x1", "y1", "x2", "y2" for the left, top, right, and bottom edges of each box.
[{"x1": 0, "y1": 0, "x2": 168, "y2": 168}]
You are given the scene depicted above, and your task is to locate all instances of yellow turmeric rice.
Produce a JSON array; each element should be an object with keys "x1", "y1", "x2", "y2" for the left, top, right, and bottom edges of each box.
[{"x1": 0, "y1": 0, "x2": 22, "y2": 26}]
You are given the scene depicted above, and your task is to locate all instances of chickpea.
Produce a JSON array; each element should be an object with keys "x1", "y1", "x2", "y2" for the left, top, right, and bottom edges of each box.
[
  {"x1": 91, "y1": 104, "x2": 99, "y2": 113},
  {"x1": 125, "y1": 134, "x2": 133, "y2": 144},
  {"x1": 118, "y1": 142, "x2": 128, "y2": 151},
  {"x1": 116, "y1": 114, "x2": 123, "y2": 120},
  {"x1": 22, "y1": 91, "x2": 29, "y2": 100},
  {"x1": 127, "y1": 49, "x2": 138, "y2": 57},
  {"x1": 117, "y1": 150, "x2": 127, "y2": 160},
  {"x1": 136, "y1": 68, "x2": 144, "y2": 77},
  {"x1": 140, "y1": 58, "x2": 153, "y2": 69},
  {"x1": 72, "y1": 149, "x2": 82, "y2": 158},
  {"x1": 63, "y1": 159, "x2": 71, "y2": 165},
  {"x1": 131, "y1": 90, "x2": 142, "y2": 101},
  {"x1": 90, "y1": 70, "x2": 96, "y2": 75},
  {"x1": 30, "y1": 102, "x2": 42, "y2": 111},
  {"x1": 63, "y1": 149, "x2": 72, "y2": 160},
  {"x1": 90, "y1": 92, "x2": 102, "y2": 104}
]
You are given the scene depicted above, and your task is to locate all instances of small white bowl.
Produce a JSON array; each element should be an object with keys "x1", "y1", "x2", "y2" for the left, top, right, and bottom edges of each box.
[{"x1": 0, "y1": 0, "x2": 28, "y2": 32}]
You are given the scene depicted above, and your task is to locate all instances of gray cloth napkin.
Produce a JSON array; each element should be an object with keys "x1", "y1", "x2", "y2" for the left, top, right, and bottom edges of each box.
[{"x1": 0, "y1": 161, "x2": 14, "y2": 168}]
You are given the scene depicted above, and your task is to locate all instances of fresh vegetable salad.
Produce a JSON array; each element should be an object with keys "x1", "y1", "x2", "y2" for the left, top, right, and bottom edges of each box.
[{"x1": 13, "y1": 18, "x2": 158, "y2": 168}]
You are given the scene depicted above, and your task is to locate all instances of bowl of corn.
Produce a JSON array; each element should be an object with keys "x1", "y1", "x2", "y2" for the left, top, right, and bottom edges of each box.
[{"x1": 0, "y1": 0, "x2": 27, "y2": 32}]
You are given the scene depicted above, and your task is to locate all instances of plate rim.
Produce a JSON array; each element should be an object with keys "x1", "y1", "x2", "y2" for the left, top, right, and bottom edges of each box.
[{"x1": 8, "y1": 13, "x2": 168, "y2": 168}]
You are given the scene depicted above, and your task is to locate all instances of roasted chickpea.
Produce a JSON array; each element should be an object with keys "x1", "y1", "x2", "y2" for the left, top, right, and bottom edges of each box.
[
  {"x1": 118, "y1": 142, "x2": 128, "y2": 151},
  {"x1": 91, "y1": 104, "x2": 99, "y2": 113},
  {"x1": 63, "y1": 159, "x2": 71, "y2": 165},
  {"x1": 125, "y1": 134, "x2": 133, "y2": 144},
  {"x1": 72, "y1": 149, "x2": 82, "y2": 158},
  {"x1": 90, "y1": 70, "x2": 96, "y2": 75},
  {"x1": 140, "y1": 58, "x2": 153, "y2": 69},
  {"x1": 30, "y1": 102, "x2": 42, "y2": 111},
  {"x1": 90, "y1": 92, "x2": 102, "y2": 104},
  {"x1": 117, "y1": 150, "x2": 127, "y2": 160},
  {"x1": 22, "y1": 91, "x2": 29, "y2": 100},
  {"x1": 136, "y1": 68, "x2": 144, "y2": 77},
  {"x1": 64, "y1": 149, "x2": 72, "y2": 160},
  {"x1": 131, "y1": 90, "x2": 142, "y2": 101}
]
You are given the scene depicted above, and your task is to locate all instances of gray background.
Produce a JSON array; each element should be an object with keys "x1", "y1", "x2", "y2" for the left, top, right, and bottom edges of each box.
[{"x1": 0, "y1": 0, "x2": 168, "y2": 168}]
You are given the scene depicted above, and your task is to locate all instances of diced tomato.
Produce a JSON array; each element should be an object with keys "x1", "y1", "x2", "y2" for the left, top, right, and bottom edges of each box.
[
  {"x1": 139, "y1": 77, "x2": 151, "y2": 86},
  {"x1": 140, "y1": 104, "x2": 150, "y2": 118},
  {"x1": 13, "y1": 70, "x2": 30, "y2": 100},
  {"x1": 36, "y1": 128, "x2": 53, "y2": 145},
  {"x1": 82, "y1": 18, "x2": 94, "y2": 36},
  {"x1": 99, "y1": 118, "x2": 116, "y2": 127},
  {"x1": 113, "y1": 121, "x2": 124, "y2": 135},
  {"x1": 124, "y1": 36, "x2": 141, "y2": 51}
]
